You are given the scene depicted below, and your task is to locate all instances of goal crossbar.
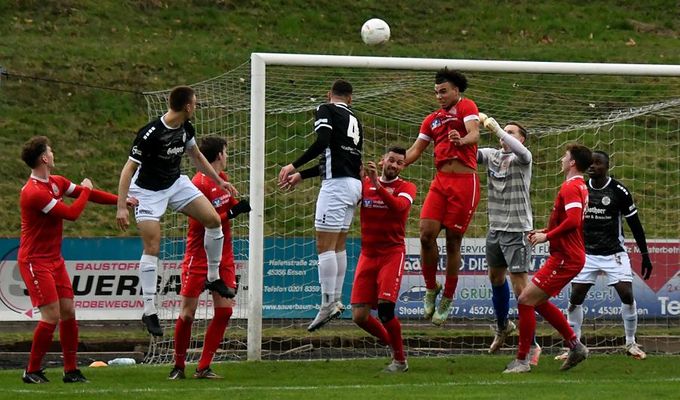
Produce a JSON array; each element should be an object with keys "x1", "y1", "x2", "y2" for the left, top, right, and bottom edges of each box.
[{"x1": 247, "y1": 53, "x2": 680, "y2": 361}]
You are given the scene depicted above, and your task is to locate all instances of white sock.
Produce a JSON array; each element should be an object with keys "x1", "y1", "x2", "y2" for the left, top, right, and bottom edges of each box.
[
  {"x1": 318, "y1": 251, "x2": 337, "y2": 307},
  {"x1": 140, "y1": 254, "x2": 158, "y2": 316},
  {"x1": 622, "y1": 301, "x2": 638, "y2": 345},
  {"x1": 567, "y1": 303, "x2": 584, "y2": 341},
  {"x1": 334, "y1": 250, "x2": 347, "y2": 303},
  {"x1": 204, "y1": 226, "x2": 224, "y2": 282}
]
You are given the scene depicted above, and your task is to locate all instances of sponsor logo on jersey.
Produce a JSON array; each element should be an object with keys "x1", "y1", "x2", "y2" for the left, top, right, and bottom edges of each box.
[
  {"x1": 602, "y1": 196, "x2": 611, "y2": 206},
  {"x1": 166, "y1": 146, "x2": 184, "y2": 156},
  {"x1": 362, "y1": 199, "x2": 373, "y2": 207},
  {"x1": 431, "y1": 118, "x2": 442, "y2": 129},
  {"x1": 131, "y1": 146, "x2": 142, "y2": 157},
  {"x1": 586, "y1": 206, "x2": 606, "y2": 215}
]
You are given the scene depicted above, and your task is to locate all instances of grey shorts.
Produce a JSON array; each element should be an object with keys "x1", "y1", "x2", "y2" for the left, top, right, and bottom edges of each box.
[{"x1": 486, "y1": 230, "x2": 531, "y2": 273}]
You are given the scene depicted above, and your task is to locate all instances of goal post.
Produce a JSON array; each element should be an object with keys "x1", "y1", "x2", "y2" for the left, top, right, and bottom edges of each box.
[
  {"x1": 247, "y1": 53, "x2": 680, "y2": 361},
  {"x1": 144, "y1": 53, "x2": 680, "y2": 364}
]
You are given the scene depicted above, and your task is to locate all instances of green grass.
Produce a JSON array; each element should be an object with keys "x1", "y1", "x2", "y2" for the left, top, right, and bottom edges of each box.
[
  {"x1": 1, "y1": 356, "x2": 679, "y2": 399},
  {"x1": 1, "y1": 1, "x2": 680, "y2": 236}
]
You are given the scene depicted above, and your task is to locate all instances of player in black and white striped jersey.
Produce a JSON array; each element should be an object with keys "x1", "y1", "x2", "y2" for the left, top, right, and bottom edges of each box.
[
  {"x1": 116, "y1": 86, "x2": 238, "y2": 337},
  {"x1": 278, "y1": 79, "x2": 363, "y2": 332}
]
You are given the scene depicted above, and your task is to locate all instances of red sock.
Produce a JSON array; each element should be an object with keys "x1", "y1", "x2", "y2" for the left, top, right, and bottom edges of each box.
[
  {"x1": 356, "y1": 315, "x2": 391, "y2": 346},
  {"x1": 59, "y1": 318, "x2": 79, "y2": 372},
  {"x1": 517, "y1": 304, "x2": 536, "y2": 360},
  {"x1": 422, "y1": 263, "x2": 438, "y2": 290},
  {"x1": 535, "y1": 302, "x2": 578, "y2": 348},
  {"x1": 28, "y1": 321, "x2": 56, "y2": 372},
  {"x1": 173, "y1": 316, "x2": 193, "y2": 369},
  {"x1": 442, "y1": 275, "x2": 458, "y2": 299},
  {"x1": 198, "y1": 307, "x2": 232, "y2": 371},
  {"x1": 383, "y1": 317, "x2": 405, "y2": 362}
]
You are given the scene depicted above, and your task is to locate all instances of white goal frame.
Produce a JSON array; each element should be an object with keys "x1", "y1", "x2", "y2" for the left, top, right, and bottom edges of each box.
[{"x1": 247, "y1": 53, "x2": 680, "y2": 361}]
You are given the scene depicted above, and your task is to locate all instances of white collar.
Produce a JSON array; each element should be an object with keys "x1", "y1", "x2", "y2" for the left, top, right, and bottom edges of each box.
[{"x1": 30, "y1": 173, "x2": 49, "y2": 183}]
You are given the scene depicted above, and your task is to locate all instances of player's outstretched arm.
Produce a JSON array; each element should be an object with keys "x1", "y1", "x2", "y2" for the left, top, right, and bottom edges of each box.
[{"x1": 482, "y1": 115, "x2": 531, "y2": 163}]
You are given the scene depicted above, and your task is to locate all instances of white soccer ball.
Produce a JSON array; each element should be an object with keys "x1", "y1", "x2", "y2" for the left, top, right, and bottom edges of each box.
[{"x1": 361, "y1": 18, "x2": 390, "y2": 45}]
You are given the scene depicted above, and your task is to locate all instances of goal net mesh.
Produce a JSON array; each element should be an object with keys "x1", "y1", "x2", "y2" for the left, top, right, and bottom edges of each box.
[{"x1": 143, "y1": 59, "x2": 680, "y2": 363}]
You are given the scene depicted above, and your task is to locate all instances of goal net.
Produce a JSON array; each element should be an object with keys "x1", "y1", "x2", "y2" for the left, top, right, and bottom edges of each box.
[{"x1": 143, "y1": 54, "x2": 680, "y2": 363}]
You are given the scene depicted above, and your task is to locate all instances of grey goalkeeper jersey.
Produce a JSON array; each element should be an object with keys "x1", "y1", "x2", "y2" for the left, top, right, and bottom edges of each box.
[{"x1": 478, "y1": 147, "x2": 533, "y2": 232}]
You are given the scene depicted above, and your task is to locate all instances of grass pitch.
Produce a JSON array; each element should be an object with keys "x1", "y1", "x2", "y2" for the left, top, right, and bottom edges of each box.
[{"x1": 1, "y1": 355, "x2": 678, "y2": 400}]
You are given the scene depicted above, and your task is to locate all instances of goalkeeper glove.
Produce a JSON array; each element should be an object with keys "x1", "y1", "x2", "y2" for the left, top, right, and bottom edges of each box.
[{"x1": 228, "y1": 199, "x2": 251, "y2": 220}]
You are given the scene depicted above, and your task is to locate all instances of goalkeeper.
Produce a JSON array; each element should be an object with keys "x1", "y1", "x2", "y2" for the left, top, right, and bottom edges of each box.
[
  {"x1": 168, "y1": 137, "x2": 251, "y2": 380},
  {"x1": 476, "y1": 117, "x2": 541, "y2": 365}
]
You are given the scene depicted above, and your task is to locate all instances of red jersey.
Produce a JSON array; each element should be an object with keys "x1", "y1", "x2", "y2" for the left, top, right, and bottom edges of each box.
[
  {"x1": 182, "y1": 171, "x2": 238, "y2": 267},
  {"x1": 546, "y1": 176, "x2": 589, "y2": 263},
  {"x1": 360, "y1": 176, "x2": 416, "y2": 257},
  {"x1": 19, "y1": 175, "x2": 77, "y2": 262},
  {"x1": 419, "y1": 97, "x2": 479, "y2": 170}
]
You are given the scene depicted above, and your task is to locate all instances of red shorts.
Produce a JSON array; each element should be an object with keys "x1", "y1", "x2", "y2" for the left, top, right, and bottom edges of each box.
[
  {"x1": 350, "y1": 250, "x2": 405, "y2": 306},
  {"x1": 420, "y1": 171, "x2": 480, "y2": 234},
  {"x1": 180, "y1": 258, "x2": 236, "y2": 298},
  {"x1": 19, "y1": 258, "x2": 73, "y2": 308},
  {"x1": 532, "y1": 255, "x2": 584, "y2": 297}
]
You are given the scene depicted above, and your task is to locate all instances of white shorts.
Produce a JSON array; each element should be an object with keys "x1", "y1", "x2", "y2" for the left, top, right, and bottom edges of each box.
[
  {"x1": 571, "y1": 252, "x2": 633, "y2": 286},
  {"x1": 130, "y1": 175, "x2": 203, "y2": 222},
  {"x1": 315, "y1": 177, "x2": 362, "y2": 232}
]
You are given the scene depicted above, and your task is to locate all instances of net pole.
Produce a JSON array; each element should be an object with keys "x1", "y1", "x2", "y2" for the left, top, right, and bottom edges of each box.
[{"x1": 247, "y1": 53, "x2": 266, "y2": 361}]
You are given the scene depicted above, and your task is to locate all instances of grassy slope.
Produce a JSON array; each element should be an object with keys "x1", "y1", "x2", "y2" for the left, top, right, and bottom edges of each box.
[{"x1": 1, "y1": 0, "x2": 679, "y2": 236}]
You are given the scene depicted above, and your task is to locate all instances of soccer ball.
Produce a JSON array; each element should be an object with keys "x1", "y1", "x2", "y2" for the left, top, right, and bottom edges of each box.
[{"x1": 361, "y1": 18, "x2": 390, "y2": 45}]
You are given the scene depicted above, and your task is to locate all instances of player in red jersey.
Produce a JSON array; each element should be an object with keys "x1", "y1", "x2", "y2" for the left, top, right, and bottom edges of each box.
[
  {"x1": 503, "y1": 143, "x2": 593, "y2": 373},
  {"x1": 351, "y1": 146, "x2": 416, "y2": 373},
  {"x1": 18, "y1": 136, "x2": 134, "y2": 384},
  {"x1": 405, "y1": 68, "x2": 481, "y2": 325},
  {"x1": 169, "y1": 137, "x2": 250, "y2": 380}
]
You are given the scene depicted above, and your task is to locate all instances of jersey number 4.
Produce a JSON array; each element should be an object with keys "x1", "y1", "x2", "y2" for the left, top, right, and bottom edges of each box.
[{"x1": 347, "y1": 115, "x2": 360, "y2": 145}]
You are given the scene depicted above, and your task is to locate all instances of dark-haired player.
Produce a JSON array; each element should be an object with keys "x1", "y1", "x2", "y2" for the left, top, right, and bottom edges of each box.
[
  {"x1": 19, "y1": 136, "x2": 133, "y2": 383},
  {"x1": 278, "y1": 79, "x2": 363, "y2": 332},
  {"x1": 504, "y1": 144, "x2": 592, "y2": 373},
  {"x1": 559, "y1": 151, "x2": 652, "y2": 360},
  {"x1": 351, "y1": 146, "x2": 416, "y2": 373},
  {"x1": 116, "y1": 86, "x2": 238, "y2": 337},
  {"x1": 169, "y1": 136, "x2": 250, "y2": 380},
  {"x1": 405, "y1": 68, "x2": 481, "y2": 326}
]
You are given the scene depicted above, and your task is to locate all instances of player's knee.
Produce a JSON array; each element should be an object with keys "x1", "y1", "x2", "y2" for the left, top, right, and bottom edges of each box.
[
  {"x1": 60, "y1": 308, "x2": 76, "y2": 321},
  {"x1": 378, "y1": 302, "x2": 395, "y2": 323},
  {"x1": 203, "y1": 212, "x2": 221, "y2": 229},
  {"x1": 569, "y1": 285, "x2": 588, "y2": 305},
  {"x1": 619, "y1": 291, "x2": 634, "y2": 305},
  {"x1": 180, "y1": 313, "x2": 195, "y2": 324},
  {"x1": 488, "y1": 268, "x2": 506, "y2": 286},
  {"x1": 351, "y1": 306, "x2": 369, "y2": 324},
  {"x1": 419, "y1": 232, "x2": 437, "y2": 249}
]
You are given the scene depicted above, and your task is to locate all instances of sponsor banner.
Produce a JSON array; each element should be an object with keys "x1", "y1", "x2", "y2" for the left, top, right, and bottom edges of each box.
[
  {"x1": 1, "y1": 238, "x2": 678, "y2": 320},
  {"x1": 261, "y1": 238, "x2": 680, "y2": 319},
  {"x1": 0, "y1": 238, "x2": 248, "y2": 321}
]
